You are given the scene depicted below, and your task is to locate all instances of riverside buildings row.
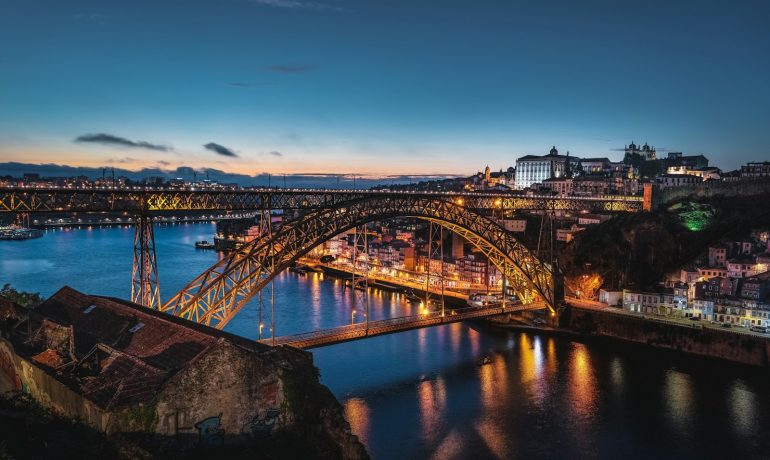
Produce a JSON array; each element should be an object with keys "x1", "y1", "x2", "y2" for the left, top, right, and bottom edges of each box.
[{"x1": 609, "y1": 229, "x2": 770, "y2": 329}]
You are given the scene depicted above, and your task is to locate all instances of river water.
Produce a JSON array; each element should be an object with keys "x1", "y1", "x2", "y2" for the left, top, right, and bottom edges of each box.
[{"x1": 2, "y1": 223, "x2": 770, "y2": 459}]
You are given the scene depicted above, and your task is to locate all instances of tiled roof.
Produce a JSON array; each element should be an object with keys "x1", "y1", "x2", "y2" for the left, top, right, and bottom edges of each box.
[{"x1": 9, "y1": 286, "x2": 270, "y2": 410}]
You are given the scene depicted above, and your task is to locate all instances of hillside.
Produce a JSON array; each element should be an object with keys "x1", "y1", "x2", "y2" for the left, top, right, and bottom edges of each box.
[{"x1": 559, "y1": 194, "x2": 770, "y2": 291}]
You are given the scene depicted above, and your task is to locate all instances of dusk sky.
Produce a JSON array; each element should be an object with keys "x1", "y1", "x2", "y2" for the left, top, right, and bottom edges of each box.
[{"x1": 1, "y1": 0, "x2": 769, "y2": 177}]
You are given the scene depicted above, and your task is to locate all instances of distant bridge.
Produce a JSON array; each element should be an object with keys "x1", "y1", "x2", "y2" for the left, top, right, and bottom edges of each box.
[{"x1": 260, "y1": 302, "x2": 546, "y2": 349}]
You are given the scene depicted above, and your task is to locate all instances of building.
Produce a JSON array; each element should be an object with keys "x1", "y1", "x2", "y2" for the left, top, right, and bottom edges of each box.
[
  {"x1": 514, "y1": 146, "x2": 580, "y2": 190},
  {"x1": 656, "y1": 174, "x2": 700, "y2": 189},
  {"x1": 708, "y1": 245, "x2": 728, "y2": 267},
  {"x1": 0, "y1": 287, "x2": 364, "y2": 452},
  {"x1": 579, "y1": 158, "x2": 612, "y2": 175},
  {"x1": 577, "y1": 214, "x2": 605, "y2": 226},
  {"x1": 739, "y1": 272, "x2": 770, "y2": 301},
  {"x1": 740, "y1": 161, "x2": 770, "y2": 178},
  {"x1": 599, "y1": 289, "x2": 623, "y2": 306},
  {"x1": 665, "y1": 166, "x2": 721, "y2": 181},
  {"x1": 665, "y1": 152, "x2": 709, "y2": 169},
  {"x1": 625, "y1": 141, "x2": 656, "y2": 161},
  {"x1": 727, "y1": 256, "x2": 762, "y2": 278}
]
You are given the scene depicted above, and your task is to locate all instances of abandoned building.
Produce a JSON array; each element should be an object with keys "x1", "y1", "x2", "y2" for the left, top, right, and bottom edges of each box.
[{"x1": 0, "y1": 286, "x2": 367, "y2": 458}]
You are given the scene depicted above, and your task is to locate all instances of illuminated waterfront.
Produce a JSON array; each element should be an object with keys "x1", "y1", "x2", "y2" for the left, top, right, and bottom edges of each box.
[{"x1": 3, "y1": 223, "x2": 770, "y2": 459}]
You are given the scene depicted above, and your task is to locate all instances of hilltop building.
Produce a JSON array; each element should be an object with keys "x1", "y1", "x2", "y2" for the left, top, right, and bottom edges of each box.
[
  {"x1": 514, "y1": 146, "x2": 580, "y2": 190},
  {"x1": 625, "y1": 142, "x2": 657, "y2": 161}
]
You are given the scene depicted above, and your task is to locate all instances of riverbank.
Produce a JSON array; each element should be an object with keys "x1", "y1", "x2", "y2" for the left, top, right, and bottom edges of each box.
[{"x1": 486, "y1": 305, "x2": 770, "y2": 367}]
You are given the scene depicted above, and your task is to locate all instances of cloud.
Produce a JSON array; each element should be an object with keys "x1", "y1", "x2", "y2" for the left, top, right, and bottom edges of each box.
[
  {"x1": 75, "y1": 133, "x2": 171, "y2": 152},
  {"x1": 105, "y1": 157, "x2": 138, "y2": 164},
  {"x1": 204, "y1": 142, "x2": 238, "y2": 158},
  {"x1": 269, "y1": 151, "x2": 283, "y2": 157},
  {"x1": 157, "y1": 160, "x2": 171, "y2": 166},
  {"x1": 249, "y1": 0, "x2": 342, "y2": 11},
  {"x1": 265, "y1": 64, "x2": 317, "y2": 73}
]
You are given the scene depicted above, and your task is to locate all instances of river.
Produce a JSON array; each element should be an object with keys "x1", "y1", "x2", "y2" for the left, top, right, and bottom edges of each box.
[{"x1": 2, "y1": 223, "x2": 769, "y2": 459}]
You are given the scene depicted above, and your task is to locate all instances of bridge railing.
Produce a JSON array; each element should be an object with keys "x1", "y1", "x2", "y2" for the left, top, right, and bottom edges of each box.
[{"x1": 260, "y1": 302, "x2": 545, "y2": 347}]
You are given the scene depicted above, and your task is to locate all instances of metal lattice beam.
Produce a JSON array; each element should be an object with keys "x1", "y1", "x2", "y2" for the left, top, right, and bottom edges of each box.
[
  {"x1": 162, "y1": 195, "x2": 558, "y2": 329},
  {"x1": 131, "y1": 214, "x2": 161, "y2": 309},
  {"x1": 0, "y1": 187, "x2": 644, "y2": 214}
]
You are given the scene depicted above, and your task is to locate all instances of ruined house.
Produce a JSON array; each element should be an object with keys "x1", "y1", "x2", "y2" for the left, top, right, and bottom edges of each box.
[{"x1": 0, "y1": 286, "x2": 367, "y2": 458}]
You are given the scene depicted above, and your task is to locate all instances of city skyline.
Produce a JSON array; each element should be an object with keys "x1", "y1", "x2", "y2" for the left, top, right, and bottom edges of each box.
[{"x1": 2, "y1": 0, "x2": 770, "y2": 175}]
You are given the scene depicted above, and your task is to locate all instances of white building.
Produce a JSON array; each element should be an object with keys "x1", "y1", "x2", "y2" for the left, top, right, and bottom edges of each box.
[{"x1": 514, "y1": 146, "x2": 580, "y2": 190}]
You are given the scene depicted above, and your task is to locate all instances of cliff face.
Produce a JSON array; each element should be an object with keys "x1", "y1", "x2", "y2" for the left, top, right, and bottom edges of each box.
[{"x1": 273, "y1": 346, "x2": 370, "y2": 460}]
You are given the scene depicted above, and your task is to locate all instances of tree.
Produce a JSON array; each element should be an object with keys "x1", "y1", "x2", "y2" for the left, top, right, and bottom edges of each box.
[{"x1": 0, "y1": 284, "x2": 44, "y2": 309}]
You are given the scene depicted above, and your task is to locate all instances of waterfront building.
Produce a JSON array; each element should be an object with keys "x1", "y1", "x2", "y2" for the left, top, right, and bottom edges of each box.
[
  {"x1": 598, "y1": 289, "x2": 623, "y2": 306},
  {"x1": 514, "y1": 146, "x2": 580, "y2": 190}
]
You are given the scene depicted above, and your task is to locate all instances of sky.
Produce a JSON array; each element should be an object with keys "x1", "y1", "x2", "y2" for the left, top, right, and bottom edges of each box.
[{"x1": 1, "y1": 0, "x2": 769, "y2": 179}]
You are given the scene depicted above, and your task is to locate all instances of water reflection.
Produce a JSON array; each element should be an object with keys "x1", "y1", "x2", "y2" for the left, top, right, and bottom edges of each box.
[
  {"x1": 344, "y1": 398, "x2": 371, "y2": 446},
  {"x1": 663, "y1": 370, "x2": 694, "y2": 432},
  {"x1": 568, "y1": 344, "x2": 597, "y2": 421},
  {"x1": 728, "y1": 380, "x2": 757, "y2": 438},
  {"x1": 418, "y1": 377, "x2": 447, "y2": 441}
]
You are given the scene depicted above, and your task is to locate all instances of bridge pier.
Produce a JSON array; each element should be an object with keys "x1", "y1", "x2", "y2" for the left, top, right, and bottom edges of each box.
[{"x1": 131, "y1": 213, "x2": 161, "y2": 309}]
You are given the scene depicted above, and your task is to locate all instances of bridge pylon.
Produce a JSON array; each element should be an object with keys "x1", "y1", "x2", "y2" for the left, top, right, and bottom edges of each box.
[{"x1": 131, "y1": 214, "x2": 161, "y2": 309}]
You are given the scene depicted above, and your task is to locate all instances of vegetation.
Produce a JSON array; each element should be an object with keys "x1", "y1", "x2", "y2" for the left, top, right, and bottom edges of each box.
[{"x1": 0, "y1": 284, "x2": 44, "y2": 309}]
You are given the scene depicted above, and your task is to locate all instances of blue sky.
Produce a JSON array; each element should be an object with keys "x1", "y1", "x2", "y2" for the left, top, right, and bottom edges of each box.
[{"x1": 1, "y1": 0, "x2": 768, "y2": 176}]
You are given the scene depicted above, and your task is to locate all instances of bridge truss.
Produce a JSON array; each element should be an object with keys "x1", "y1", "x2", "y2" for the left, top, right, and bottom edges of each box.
[
  {"x1": 0, "y1": 187, "x2": 644, "y2": 214},
  {"x1": 161, "y1": 194, "x2": 557, "y2": 329}
]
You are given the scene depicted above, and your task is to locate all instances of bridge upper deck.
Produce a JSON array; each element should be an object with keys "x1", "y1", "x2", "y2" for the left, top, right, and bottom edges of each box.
[{"x1": 0, "y1": 186, "x2": 643, "y2": 213}]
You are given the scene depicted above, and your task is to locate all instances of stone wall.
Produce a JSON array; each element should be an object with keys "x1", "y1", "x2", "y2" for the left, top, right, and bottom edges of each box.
[
  {"x1": 0, "y1": 338, "x2": 110, "y2": 429},
  {"x1": 654, "y1": 178, "x2": 770, "y2": 208},
  {"x1": 565, "y1": 307, "x2": 770, "y2": 366}
]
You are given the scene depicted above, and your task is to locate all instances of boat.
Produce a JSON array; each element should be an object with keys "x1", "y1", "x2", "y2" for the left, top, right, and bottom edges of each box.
[
  {"x1": 195, "y1": 240, "x2": 215, "y2": 249},
  {"x1": 477, "y1": 356, "x2": 493, "y2": 366},
  {"x1": 289, "y1": 266, "x2": 309, "y2": 275},
  {"x1": 0, "y1": 226, "x2": 43, "y2": 240},
  {"x1": 403, "y1": 289, "x2": 421, "y2": 302}
]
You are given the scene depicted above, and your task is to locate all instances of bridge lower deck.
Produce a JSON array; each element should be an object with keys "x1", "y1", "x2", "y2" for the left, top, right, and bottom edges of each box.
[{"x1": 260, "y1": 302, "x2": 546, "y2": 349}]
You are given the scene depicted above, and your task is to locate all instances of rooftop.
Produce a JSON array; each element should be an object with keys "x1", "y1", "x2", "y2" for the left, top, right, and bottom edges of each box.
[{"x1": 1, "y1": 286, "x2": 270, "y2": 411}]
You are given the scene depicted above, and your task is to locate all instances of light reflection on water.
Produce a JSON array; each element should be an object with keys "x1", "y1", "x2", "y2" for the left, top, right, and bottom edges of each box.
[{"x1": 4, "y1": 223, "x2": 770, "y2": 459}]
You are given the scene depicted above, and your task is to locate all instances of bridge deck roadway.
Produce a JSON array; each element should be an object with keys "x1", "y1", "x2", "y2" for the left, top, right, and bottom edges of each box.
[{"x1": 260, "y1": 302, "x2": 546, "y2": 349}]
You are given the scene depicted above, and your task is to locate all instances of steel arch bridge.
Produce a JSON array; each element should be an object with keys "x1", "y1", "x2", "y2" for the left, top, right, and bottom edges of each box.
[{"x1": 161, "y1": 194, "x2": 559, "y2": 329}]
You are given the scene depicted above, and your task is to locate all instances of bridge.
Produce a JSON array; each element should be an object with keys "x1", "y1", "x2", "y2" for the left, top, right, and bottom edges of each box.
[
  {"x1": 0, "y1": 186, "x2": 644, "y2": 344},
  {"x1": 0, "y1": 186, "x2": 643, "y2": 214},
  {"x1": 260, "y1": 302, "x2": 546, "y2": 349}
]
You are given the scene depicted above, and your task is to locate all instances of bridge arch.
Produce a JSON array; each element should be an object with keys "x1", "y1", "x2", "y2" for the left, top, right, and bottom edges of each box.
[{"x1": 162, "y1": 195, "x2": 555, "y2": 329}]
